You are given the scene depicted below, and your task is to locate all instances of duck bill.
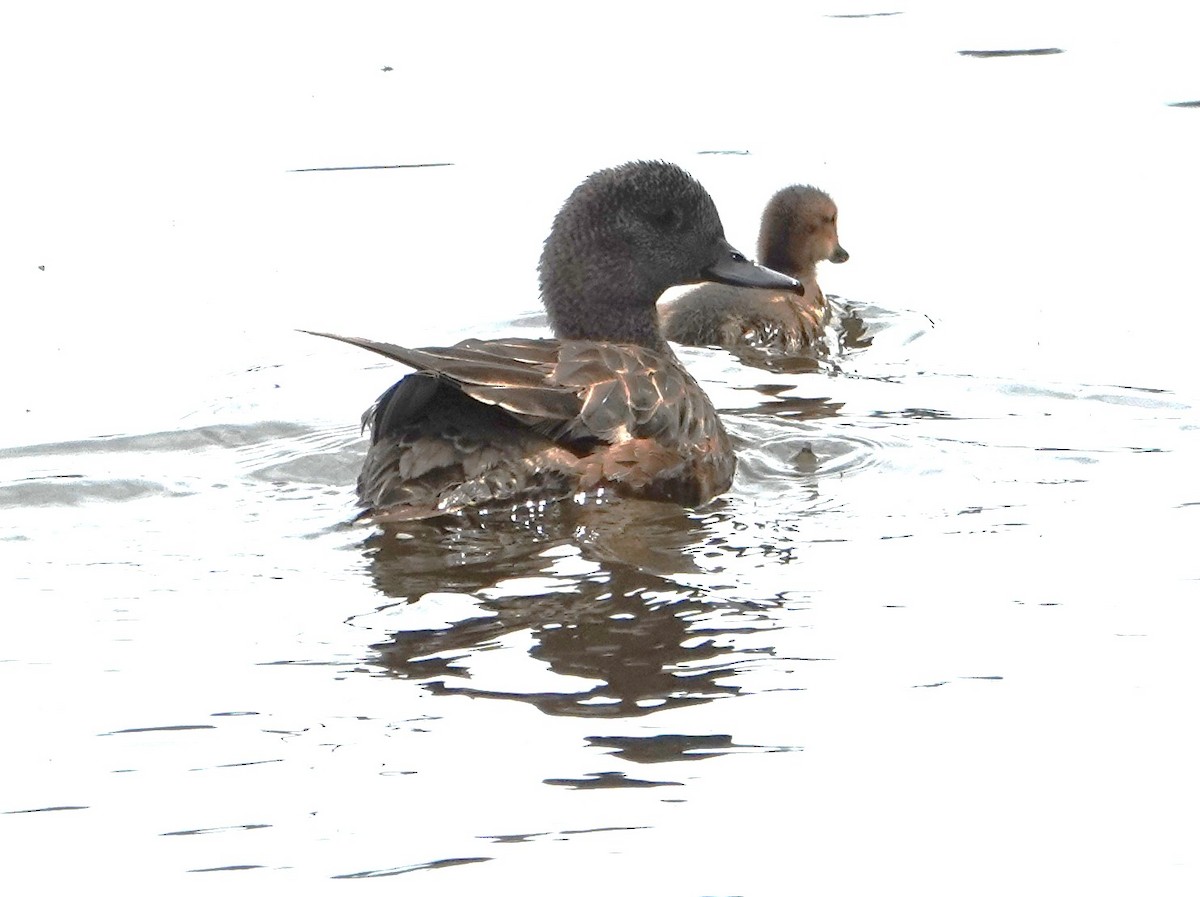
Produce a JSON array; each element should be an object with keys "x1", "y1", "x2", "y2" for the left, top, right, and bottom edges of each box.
[{"x1": 703, "y1": 242, "x2": 804, "y2": 295}]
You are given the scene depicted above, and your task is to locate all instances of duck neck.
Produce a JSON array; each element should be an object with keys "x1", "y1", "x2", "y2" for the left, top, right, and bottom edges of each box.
[
  {"x1": 595, "y1": 310, "x2": 671, "y2": 352},
  {"x1": 550, "y1": 296, "x2": 671, "y2": 353},
  {"x1": 541, "y1": 268, "x2": 673, "y2": 354}
]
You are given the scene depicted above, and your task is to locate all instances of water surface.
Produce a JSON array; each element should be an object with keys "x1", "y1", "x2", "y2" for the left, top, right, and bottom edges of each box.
[{"x1": 3, "y1": 2, "x2": 1199, "y2": 893}]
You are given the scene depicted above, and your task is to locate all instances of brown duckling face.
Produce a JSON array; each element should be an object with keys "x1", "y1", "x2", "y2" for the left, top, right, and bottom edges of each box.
[
  {"x1": 813, "y1": 196, "x2": 850, "y2": 265},
  {"x1": 758, "y1": 185, "x2": 850, "y2": 277}
]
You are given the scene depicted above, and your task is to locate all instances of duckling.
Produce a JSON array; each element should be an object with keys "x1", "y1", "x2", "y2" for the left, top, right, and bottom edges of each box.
[
  {"x1": 308, "y1": 161, "x2": 801, "y2": 522},
  {"x1": 659, "y1": 184, "x2": 849, "y2": 354}
]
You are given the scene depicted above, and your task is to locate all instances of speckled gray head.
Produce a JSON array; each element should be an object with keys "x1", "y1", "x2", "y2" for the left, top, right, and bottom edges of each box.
[{"x1": 539, "y1": 160, "x2": 801, "y2": 349}]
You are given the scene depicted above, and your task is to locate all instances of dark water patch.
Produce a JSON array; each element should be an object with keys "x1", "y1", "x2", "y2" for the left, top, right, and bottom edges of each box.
[
  {"x1": 358, "y1": 498, "x2": 726, "y2": 596},
  {"x1": 0, "y1": 477, "x2": 180, "y2": 507},
  {"x1": 544, "y1": 772, "x2": 681, "y2": 789},
  {"x1": 194, "y1": 759, "x2": 284, "y2": 770},
  {"x1": 959, "y1": 505, "x2": 995, "y2": 516},
  {"x1": 230, "y1": 423, "x2": 362, "y2": 476},
  {"x1": 915, "y1": 676, "x2": 1002, "y2": 688},
  {"x1": 872, "y1": 407, "x2": 956, "y2": 421},
  {"x1": 565, "y1": 498, "x2": 736, "y2": 574},
  {"x1": 834, "y1": 303, "x2": 874, "y2": 354},
  {"x1": 290, "y1": 162, "x2": 455, "y2": 172},
  {"x1": 333, "y1": 857, "x2": 492, "y2": 879},
  {"x1": 827, "y1": 11, "x2": 903, "y2": 17},
  {"x1": 744, "y1": 383, "x2": 794, "y2": 398},
  {"x1": 1032, "y1": 446, "x2": 1145, "y2": 456},
  {"x1": 1081, "y1": 386, "x2": 1183, "y2": 410},
  {"x1": 1, "y1": 421, "x2": 362, "y2": 505},
  {"x1": 587, "y1": 733, "x2": 741, "y2": 763},
  {"x1": 998, "y1": 382, "x2": 1095, "y2": 402},
  {"x1": 364, "y1": 543, "x2": 762, "y2": 717},
  {"x1": 100, "y1": 724, "x2": 217, "y2": 736},
  {"x1": 559, "y1": 824, "x2": 652, "y2": 836},
  {"x1": 696, "y1": 149, "x2": 751, "y2": 155},
  {"x1": 478, "y1": 831, "x2": 551, "y2": 843},
  {"x1": 0, "y1": 421, "x2": 320, "y2": 458},
  {"x1": 729, "y1": 416, "x2": 901, "y2": 490},
  {"x1": 695, "y1": 510, "x2": 827, "y2": 564},
  {"x1": 791, "y1": 444, "x2": 820, "y2": 474},
  {"x1": 162, "y1": 823, "x2": 271, "y2": 836},
  {"x1": 958, "y1": 48, "x2": 1064, "y2": 58},
  {"x1": 835, "y1": 298, "x2": 933, "y2": 350},
  {"x1": 503, "y1": 309, "x2": 549, "y2": 329},
  {"x1": 726, "y1": 346, "x2": 825, "y2": 375},
  {"x1": 670, "y1": 301, "x2": 876, "y2": 377},
  {"x1": 360, "y1": 520, "x2": 570, "y2": 598},
  {"x1": 246, "y1": 451, "x2": 360, "y2": 485},
  {"x1": 3, "y1": 805, "x2": 88, "y2": 814},
  {"x1": 998, "y1": 380, "x2": 1179, "y2": 408},
  {"x1": 188, "y1": 865, "x2": 268, "y2": 873},
  {"x1": 1167, "y1": 100, "x2": 1200, "y2": 108},
  {"x1": 728, "y1": 390, "x2": 843, "y2": 421}
]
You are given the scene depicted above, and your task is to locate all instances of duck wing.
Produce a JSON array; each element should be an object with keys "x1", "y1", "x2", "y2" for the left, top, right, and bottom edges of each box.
[
  {"x1": 305, "y1": 331, "x2": 704, "y2": 445},
  {"x1": 551, "y1": 342, "x2": 720, "y2": 444},
  {"x1": 304, "y1": 332, "x2": 585, "y2": 429},
  {"x1": 307, "y1": 330, "x2": 723, "y2": 449},
  {"x1": 306, "y1": 332, "x2": 731, "y2": 515},
  {"x1": 550, "y1": 341, "x2": 733, "y2": 503}
]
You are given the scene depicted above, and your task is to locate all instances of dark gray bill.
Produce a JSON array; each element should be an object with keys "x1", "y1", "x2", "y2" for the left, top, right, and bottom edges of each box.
[{"x1": 703, "y1": 241, "x2": 804, "y2": 295}]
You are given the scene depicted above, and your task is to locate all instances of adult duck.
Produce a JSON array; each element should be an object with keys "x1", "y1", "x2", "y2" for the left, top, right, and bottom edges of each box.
[
  {"x1": 659, "y1": 183, "x2": 849, "y2": 354},
  {"x1": 308, "y1": 160, "x2": 801, "y2": 522}
]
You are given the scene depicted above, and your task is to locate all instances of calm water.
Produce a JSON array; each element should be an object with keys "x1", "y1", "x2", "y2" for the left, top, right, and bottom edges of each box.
[{"x1": 3, "y1": 2, "x2": 1199, "y2": 893}]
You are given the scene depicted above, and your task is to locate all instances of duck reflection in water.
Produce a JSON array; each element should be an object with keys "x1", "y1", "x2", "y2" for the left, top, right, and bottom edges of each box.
[
  {"x1": 313, "y1": 162, "x2": 816, "y2": 724},
  {"x1": 356, "y1": 500, "x2": 780, "y2": 720}
]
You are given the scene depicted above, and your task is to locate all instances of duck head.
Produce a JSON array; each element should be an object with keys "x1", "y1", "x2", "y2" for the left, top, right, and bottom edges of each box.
[
  {"x1": 757, "y1": 184, "x2": 849, "y2": 277},
  {"x1": 540, "y1": 161, "x2": 801, "y2": 349}
]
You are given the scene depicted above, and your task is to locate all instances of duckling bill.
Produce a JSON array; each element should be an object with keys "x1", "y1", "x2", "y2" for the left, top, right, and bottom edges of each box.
[{"x1": 308, "y1": 161, "x2": 800, "y2": 522}]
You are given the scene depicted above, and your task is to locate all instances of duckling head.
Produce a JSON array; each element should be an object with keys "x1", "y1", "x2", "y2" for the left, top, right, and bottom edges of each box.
[{"x1": 757, "y1": 184, "x2": 849, "y2": 278}]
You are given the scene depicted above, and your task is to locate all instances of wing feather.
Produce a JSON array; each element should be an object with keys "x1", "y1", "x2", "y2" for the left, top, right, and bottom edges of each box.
[{"x1": 305, "y1": 330, "x2": 734, "y2": 514}]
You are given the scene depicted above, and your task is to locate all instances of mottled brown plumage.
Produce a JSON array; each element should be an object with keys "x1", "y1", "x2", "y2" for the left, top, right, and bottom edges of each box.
[
  {"x1": 308, "y1": 161, "x2": 801, "y2": 521},
  {"x1": 660, "y1": 184, "x2": 849, "y2": 354}
]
